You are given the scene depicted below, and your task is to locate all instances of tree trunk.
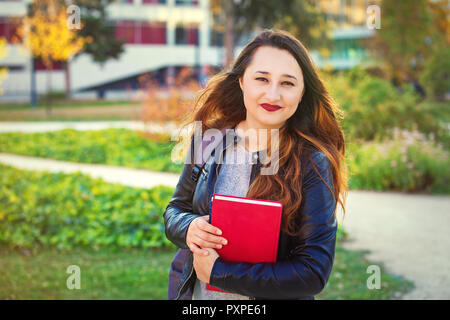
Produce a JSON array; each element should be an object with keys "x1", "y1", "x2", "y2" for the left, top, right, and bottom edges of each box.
[
  {"x1": 64, "y1": 60, "x2": 71, "y2": 98},
  {"x1": 46, "y1": 62, "x2": 53, "y2": 117},
  {"x1": 224, "y1": 0, "x2": 235, "y2": 69}
]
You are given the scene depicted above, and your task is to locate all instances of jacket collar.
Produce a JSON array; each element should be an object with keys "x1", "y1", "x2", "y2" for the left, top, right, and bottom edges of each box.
[{"x1": 220, "y1": 125, "x2": 268, "y2": 165}]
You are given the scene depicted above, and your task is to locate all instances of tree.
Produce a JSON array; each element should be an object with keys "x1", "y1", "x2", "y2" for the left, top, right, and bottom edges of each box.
[
  {"x1": 20, "y1": 0, "x2": 124, "y2": 101},
  {"x1": 419, "y1": 0, "x2": 450, "y2": 100},
  {"x1": 18, "y1": 0, "x2": 88, "y2": 113},
  {"x1": 210, "y1": 0, "x2": 332, "y2": 68},
  {"x1": 367, "y1": 0, "x2": 433, "y2": 85},
  {"x1": 71, "y1": 0, "x2": 124, "y2": 65}
]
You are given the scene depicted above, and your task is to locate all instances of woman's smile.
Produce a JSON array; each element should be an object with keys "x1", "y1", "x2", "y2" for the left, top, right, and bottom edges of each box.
[
  {"x1": 239, "y1": 46, "x2": 304, "y2": 130},
  {"x1": 260, "y1": 103, "x2": 282, "y2": 112}
]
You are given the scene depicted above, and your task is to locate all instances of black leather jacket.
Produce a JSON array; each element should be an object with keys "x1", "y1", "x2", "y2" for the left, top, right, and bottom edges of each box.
[{"x1": 164, "y1": 128, "x2": 337, "y2": 300}]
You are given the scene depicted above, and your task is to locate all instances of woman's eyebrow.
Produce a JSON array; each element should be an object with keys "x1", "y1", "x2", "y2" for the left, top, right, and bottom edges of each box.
[{"x1": 255, "y1": 70, "x2": 297, "y2": 81}]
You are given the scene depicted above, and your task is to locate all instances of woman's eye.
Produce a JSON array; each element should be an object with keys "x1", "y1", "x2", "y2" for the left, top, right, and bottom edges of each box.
[{"x1": 255, "y1": 78, "x2": 294, "y2": 86}]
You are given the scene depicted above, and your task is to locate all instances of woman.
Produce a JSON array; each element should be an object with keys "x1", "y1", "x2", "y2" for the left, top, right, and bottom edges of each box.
[{"x1": 164, "y1": 29, "x2": 348, "y2": 300}]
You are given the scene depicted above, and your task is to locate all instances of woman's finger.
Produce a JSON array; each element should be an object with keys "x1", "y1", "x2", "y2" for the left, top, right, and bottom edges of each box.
[
  {"x1": 188, "y1": 241, "x2": 209, "y2": 256},
  {"x1": 198, "y1": 217, "x2": 223, "y2": 236},
  {"x1": 192, "y1": 235, "x2": 214, "y2": 249},
  {"x1": 198, "y1": 230, "x2": 227, "y2": 246}
]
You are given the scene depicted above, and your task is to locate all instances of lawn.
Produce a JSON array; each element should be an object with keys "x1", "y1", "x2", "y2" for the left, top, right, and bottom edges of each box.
[
  {"x1": 0, "y1": 129, "x2": 183, "y2": 173},
  {"x1": 0, "y1": 246, "x2": 176, "y2": 300},
  {"x1": 0, "y1": 164, "x2": 414, "y2": 300},
  {"x1": 0, "y1": 243, "x2": 413, "y2": 300},
  {"x1": 0, "y1": 102, "x2": 143, "y2": 121},
  {"x1": 0, "y1": 100, "x2": 141, "y2": 111}
]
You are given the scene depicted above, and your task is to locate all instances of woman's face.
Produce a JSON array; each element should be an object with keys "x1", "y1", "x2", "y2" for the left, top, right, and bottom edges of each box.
[{"x1": 239, "y1": 46, "x2": 305, "y2": 130}]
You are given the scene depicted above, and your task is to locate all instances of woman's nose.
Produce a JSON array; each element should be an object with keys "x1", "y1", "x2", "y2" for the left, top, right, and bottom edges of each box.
[{"x1": 265, "y1": 83, "x2": 281, "y2": 101}]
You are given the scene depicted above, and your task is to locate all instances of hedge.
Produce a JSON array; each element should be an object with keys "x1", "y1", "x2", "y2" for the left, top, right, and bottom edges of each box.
[
  {"x1": 0, "y1": 164, "x2": 175, "y2": 249},
  {"x1": 0, "y1": 128, "x2": 183, "y2": 173}
]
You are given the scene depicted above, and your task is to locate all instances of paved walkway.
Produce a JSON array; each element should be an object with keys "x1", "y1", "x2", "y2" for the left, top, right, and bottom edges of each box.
[
  {"x1": 0, "y1": 121, "x2": 179, "y2": 134},
  {"x1": 0, "y1": 151, "x2": 449, "y2": 299},
  {"x1": 0, "y1": 153, "x2": 180, "y2": 189},
  {"x1": 339, "y1": 190, "x2": 450, "y2": 299}
]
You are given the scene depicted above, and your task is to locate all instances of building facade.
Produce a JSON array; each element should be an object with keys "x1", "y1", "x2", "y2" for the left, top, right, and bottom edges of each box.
[{"x1": 0, "y1": 0, "x2": 377, "y2": 102}]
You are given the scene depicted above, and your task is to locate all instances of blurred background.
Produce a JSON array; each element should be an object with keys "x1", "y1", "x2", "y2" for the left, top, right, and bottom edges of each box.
[{"x1": 0, "y1": 0, "x2": 448, "y2": 300}]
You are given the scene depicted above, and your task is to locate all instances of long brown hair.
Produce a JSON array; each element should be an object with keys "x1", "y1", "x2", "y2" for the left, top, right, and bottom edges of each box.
[{"x1": 181, "y1": 28, "x2": 348, "y2": 236}]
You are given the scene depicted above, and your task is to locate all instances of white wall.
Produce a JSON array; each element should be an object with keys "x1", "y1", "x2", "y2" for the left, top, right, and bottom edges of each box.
[{"x1": 0, "y1": 0, "x2": 220, "y2": 100}]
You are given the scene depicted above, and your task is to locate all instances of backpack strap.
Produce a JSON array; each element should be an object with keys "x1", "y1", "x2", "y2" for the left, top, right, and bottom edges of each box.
[
  {"x1": 191, "y1": 164, "x2": 203, "y2": 182},
  {"x1": 190, "y1": 128, "x2": 227, "y2": 182}
]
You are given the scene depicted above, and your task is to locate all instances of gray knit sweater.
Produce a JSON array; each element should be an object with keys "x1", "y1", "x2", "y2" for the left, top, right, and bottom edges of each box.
[{"x1": 192, "y1": 139, "x2": 258, "y2": 300}]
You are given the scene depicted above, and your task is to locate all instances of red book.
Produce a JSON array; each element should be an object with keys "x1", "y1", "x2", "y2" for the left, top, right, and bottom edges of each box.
[{"x1": 206, "y1": 194, "x2": 283, "y2": 292}]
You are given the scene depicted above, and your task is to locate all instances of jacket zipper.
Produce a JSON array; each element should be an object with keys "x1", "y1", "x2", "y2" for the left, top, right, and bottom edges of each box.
[
  {"x1": 175, "y1": 263, "x2": 194, "y2": 300},
  {"x1": 176, "y1": 132, "x2": 262, "y2": 300},
  {"x1": 176, "y1": 135, "x2": 237, "y2": 300}
]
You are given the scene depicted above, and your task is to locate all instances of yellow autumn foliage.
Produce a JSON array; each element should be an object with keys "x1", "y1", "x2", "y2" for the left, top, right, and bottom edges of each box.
[
  {"x1": 17, "y1": 4, "x2": 89, "y2": 69},
  {"x1": 0, "y1": 37, "x2": 8, "y2": 95}
]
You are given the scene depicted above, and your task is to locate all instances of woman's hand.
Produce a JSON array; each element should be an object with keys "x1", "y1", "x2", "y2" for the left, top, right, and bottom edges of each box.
[
  {"x1": 193, "y1": 248, "x2": 219, "y2": 283},
  {"x1": 186, "y1": 215, "x2": 228, "y2": 256}
]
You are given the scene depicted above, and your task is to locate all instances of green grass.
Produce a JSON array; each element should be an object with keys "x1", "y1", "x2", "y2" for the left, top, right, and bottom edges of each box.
[
  {"x1": 0, "y1": 100, "x2": 142, "y2": 121},
  {"x1": 0, "y1": 129, "x2": 183, "y2": 173},
  {"x1": 0, "y1": 243, "x2": 413, "y2": 300},
  {"x1": 0, "y1": 246, "x2": 177, "y2": 300},
  {"x1": 0, "y1": 117, "x2": 137, "y2": 122},
  {"x1": 0, "y1": 100, "x2": 141, "y2": 111},
  {"x1": 317, "y1": 246, "x2": 414, "y2": 300},
  {"x1": 0, "y1": 163, "x2": 175, "y2": 249}
]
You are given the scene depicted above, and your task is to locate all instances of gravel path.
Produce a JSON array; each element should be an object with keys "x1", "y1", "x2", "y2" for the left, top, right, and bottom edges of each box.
[
  {"x1": 1, "y1": 151, "x2": 449, "y2": 299},
  {"x1": 0, "y1": 121, "x2": 179, "y2": 134},
  {"x1": 0, "y1": 153, "x2": 180, "y2": 190},
  {"x1": 340, "y1": 190, "x2": 450, "y2": 299}
]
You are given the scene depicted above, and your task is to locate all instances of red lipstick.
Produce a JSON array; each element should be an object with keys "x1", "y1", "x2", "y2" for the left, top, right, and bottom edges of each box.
[{"x1": 260, "y1": 103, "x2": 282, "y2": 112}]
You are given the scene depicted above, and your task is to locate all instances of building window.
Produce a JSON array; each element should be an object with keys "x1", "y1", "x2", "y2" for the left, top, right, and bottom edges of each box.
[
  {"x1": 115, "y1": 20, "x2": 166, "y2": 45},
  {"x1": 175, "y1": 0, "x2": 199, "y2": 6},
  {"x1": 141, "y1": 22, "x2": 166, "y2": 44},
  {"x1": 115, "y1": 20, "x2": 135, "y2": 44},
  {"x1": 210, "y1": 30, "x2": 223, "y2": 47},
  {"x1": 0, "y1": 17, "x2": 21, "y2": 43},
  {"x1": 142, "y1": 0, "x2": 167, "y2": 4},
  {"x1": 175, "y1": 25, "x2": 199, "y2": 45},
  {"x1": 0, "y1": 65, "x2": 24, "y2": 72},
  {"x1": 34, "y1": 58, "x2": 63, "y2": 71}
]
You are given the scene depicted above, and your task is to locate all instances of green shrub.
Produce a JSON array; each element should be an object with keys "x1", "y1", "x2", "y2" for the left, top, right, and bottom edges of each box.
[
  {"x1": 38, "y1": 91, "x2": 68, "y2": 103},
  {"x1": 0, "y1": 164, "x2": 176, "y2": 249},
  {"x1": 420, "y1": 44, "x2": 450, "y2": 101},
  {"x1": 347, "y1": 128, "x2": 450, "y2": 193},
  {"x1": 326, "y1": 68, "x2": 449, "y2": 147},
  {"x1": 0, "y1": 128, "x2": 183, "y2": 173}
]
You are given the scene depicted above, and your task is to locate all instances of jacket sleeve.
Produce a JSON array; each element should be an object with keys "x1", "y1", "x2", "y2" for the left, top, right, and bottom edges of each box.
[
  {"x1": 209, "y1": 151, "x2": 338, "y2": 299},
  {"x1": 163, "y1": 137, "x2": 202, "y2": 249}
]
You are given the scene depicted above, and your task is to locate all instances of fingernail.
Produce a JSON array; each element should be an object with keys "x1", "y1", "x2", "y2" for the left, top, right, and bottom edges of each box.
[
  {"x1": 216, "y1": 244, "x2": 222, "y2": 249},
  {"x1": 217, "y1": 230, "x2": 222, "y2": 235},
  {"x1": 222, "y1": 239, "x2": 227, "y2": 245}
]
